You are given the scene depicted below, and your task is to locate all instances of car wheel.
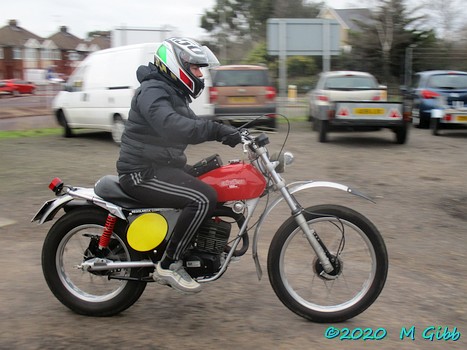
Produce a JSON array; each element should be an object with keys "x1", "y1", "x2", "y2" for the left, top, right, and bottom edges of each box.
[
  {"x1": 111, "y1": 115, "x2": 125, "y2": 144},
  {"x1": 394, "y1": 124, "x2": 408, "y2": 144},
  {"x1": 419, "y1": 116, "x2": 430, "y2": 129},
  {"x1": 318, "y1": 119, "x2": 328, "y2": 143},
  {"x1": 12, "y1": 89, "x2": 20, "y2": 97},
  {"x1": 431, "y1": 118, "x2": 441, "y2": 136}
]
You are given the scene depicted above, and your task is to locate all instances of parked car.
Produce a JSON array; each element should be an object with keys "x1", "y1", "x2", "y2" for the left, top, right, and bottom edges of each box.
[
  {"x1": 0, "y1": 79, "x2": 36, "y2": 95},
  {"x1": 308, "y1": 71, "x2": 408, "y2": 143},
  {"x1": 405, "y1": 70, "x2": 467, "y2": 129},
  {"x1": 308, "y1": 70, "x2": 387, "y2": 124},
  {"x1": 209, "y1": 65, "x2": 277, "y2": 130}
]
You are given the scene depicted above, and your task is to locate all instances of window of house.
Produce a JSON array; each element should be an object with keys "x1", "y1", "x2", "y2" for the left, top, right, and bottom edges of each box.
[
  {"x1": 13, "y1": 47, "x2": 22, "y2": 59},
  {"x1": 25, "y1": 47, "x2": 37, "y2": 60},
  {"x1": 0, "y1": 47, "x2": 4, "y2": 59}
]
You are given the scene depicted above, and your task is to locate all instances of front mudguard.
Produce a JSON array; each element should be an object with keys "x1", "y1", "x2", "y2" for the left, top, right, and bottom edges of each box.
[{"x1": 252, "y1": 180, "x2": 374, "y2": 280}]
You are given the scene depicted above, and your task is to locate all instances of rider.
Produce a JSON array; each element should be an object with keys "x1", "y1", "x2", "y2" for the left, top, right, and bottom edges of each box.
[{"x1": 117, "y1": 37, "x2": 241, "y2": 293}]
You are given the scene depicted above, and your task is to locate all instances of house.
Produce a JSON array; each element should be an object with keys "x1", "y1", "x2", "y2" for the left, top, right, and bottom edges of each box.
[
  {"x1": 318, "y1": 7, "x2": 372, "y2": 52},
  {"x1": 46, "y1": 26, "x2": 88, "y2": 79},
  {"x1": 0, "y1": 20, "x2": 110, "y2": 83},
  {"x1": 0, "y1": 20, "x2": 44, "y2": 80}
]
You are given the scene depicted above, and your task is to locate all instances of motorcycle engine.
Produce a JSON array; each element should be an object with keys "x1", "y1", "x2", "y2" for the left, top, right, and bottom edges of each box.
[{"x1": 184, "y1": 217, "x2": 231, "y2": 278}]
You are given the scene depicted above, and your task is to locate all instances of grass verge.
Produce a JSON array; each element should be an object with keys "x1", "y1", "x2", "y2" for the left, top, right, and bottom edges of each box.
[{"x1": 0, "y1": 128, "x2": 61, "y2": 139}]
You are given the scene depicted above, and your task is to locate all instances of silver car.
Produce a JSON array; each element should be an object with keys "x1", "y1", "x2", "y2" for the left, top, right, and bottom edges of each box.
[{"x1": 308, "y1": 71, "x2": 387, "y2": 122}]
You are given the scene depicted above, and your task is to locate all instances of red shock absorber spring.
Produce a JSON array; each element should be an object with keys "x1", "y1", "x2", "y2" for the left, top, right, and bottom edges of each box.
[{"x1": 99, "y1": 214, "x2": 117, "y2": 249}]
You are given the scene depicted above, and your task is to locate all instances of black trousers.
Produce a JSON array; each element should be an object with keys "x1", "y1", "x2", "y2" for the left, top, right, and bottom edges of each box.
[{"x1": 119, "y1": 166, "x2": 217, "y2": 261}]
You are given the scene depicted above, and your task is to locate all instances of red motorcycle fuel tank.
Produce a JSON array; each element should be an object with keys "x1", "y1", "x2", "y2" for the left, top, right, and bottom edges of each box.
[{"x1": 199, "y1": 162, "x2": 266, "y2": 202}]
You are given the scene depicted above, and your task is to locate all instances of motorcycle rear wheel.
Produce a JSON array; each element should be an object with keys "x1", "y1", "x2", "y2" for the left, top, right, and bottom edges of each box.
[
  {"x1": 267, "y1": 204, "x2": 388, "y2": 323},
  {"x1": 42, "y1": 207, "x2": 148, "y2": 316}
]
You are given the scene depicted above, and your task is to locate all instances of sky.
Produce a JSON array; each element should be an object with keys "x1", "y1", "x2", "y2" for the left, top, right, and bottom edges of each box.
[{"x1": 0, "y1": 0, "x2": 354, "y2": 40}]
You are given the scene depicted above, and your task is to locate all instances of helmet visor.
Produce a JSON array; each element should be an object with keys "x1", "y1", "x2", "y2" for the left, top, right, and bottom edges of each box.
[
  {"x1": 199, "y1": 46, "x2": 220, "y2": 68},
  {"x1": 177, "y1": 44, "x2": 220, "y2": 68}
]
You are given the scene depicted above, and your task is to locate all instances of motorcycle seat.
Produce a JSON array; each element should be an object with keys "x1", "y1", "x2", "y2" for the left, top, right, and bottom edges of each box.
[{"x1": 94, "y1": 175, "x2": 144, "y2": 209}]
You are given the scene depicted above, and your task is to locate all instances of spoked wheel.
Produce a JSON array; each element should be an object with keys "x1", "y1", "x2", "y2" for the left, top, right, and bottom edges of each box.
[
  {"x1": 42, "y1": 208, "x2": 148, "y2": 316},
  {"x1": 267, "y1": 204, "x2": 388, "y2": 323}
]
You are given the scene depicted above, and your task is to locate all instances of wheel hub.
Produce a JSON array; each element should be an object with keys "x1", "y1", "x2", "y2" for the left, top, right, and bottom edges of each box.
[{"x1": 313, "y1": 255, "x2": 343, "y2": 280}]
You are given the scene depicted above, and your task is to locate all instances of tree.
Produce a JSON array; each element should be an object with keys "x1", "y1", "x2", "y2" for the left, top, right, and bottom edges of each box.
[
  {"x1": 348, "y1": 0, "x2": 428, "y2": 84},
  {"x1": 419, "y1": 0, "x2": 464, "y2": 41},
  {"x1": 201, "y1": 0, "x2": 324, "y2": 45}
]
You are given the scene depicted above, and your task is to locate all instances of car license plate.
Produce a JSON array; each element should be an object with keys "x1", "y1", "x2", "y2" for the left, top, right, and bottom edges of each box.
[
  {"x1": 228, "y1": 96, "x2": 256, "y2": 103},
  {"x1": 352, "y1": 108, "x2": 385, "y2": 115},
  {"x1": 456, "y1": 115, "x2": 467, "y2": 122}
]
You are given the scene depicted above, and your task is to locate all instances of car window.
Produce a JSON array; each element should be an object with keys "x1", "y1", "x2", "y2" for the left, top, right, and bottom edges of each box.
[
  {"x1": 213, "y1": 70, "x2": 269, "y2": 87},
  {"x1": 324, "y1": 76, "x2": 377, "y2": 89},
  {"x1": 427, "y1": 74, "x2": 467, "y2": 89}
]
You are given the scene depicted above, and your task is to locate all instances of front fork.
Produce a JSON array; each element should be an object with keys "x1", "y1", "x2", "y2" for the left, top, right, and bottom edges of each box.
[
  {"x1": 292, "y1": 208, "x2": 335, "y2": 274},
  {"x1": 257, "y1": 148, "x2": 335, "y2": 274}
]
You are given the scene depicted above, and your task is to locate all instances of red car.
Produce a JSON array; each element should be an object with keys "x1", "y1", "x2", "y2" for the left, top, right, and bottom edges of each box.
[{"x1": 0, "y1": 79, "x2": 36, "y2": 95}]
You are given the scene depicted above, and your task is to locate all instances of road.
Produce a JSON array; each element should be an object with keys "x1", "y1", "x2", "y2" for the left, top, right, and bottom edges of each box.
[{"x1": 0, "y1": 121, "x2": 466, "y2": 349}]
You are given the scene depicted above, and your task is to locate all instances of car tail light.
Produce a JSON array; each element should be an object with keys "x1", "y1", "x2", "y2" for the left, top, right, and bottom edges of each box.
[
  {"x1": 266, "y1": 86, "x2": 276, "y2": 100},
  {"x1": 444, "y1": 114, "x2": 453, "y2": 121},
  {"x1": 318, "y1": 95, "x2": 329, "y2": 102},
  {"x1": 209, "y1": 87, "x2": 218, "y2": 104},
  {"x1": 372, "y1": 95, "x2": 381, "y2": 101},
  {"x1": 421, "y1": 89, "x2": 440, "y2": 99}
]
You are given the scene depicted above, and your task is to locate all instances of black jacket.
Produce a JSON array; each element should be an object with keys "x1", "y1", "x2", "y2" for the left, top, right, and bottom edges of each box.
[{"x1": 117, "y1": 63, "x2": 227, "y2": 175}]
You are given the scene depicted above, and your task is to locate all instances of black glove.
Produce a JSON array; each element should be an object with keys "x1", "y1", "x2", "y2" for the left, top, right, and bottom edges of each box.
[
  {"x1": 222, "y1": 130, "x2": 242, "y2": 147},
  {"x1": 216, "y1": 124, "x2": 242, "y2": 148}
]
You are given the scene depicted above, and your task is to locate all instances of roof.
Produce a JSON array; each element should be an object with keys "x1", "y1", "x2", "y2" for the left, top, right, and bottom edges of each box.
[
  {"x1": 0, "y1": 20, "x2": 43, "y2": 46},
  {"x1": 334, "y1": 9, "x2": 372, "y2": 31},
  {"x1": 416, "y1": 70, "x2": 467, "y2": 76},
  {"x1": 47, "y1": 26, "x2": 83, "y2": 51},
  {"x1": 319, "y1": 8, "x2": 372, "y2": 32},
  {"x1": 319, "y1": 70, "x2": 375, "y2": 78},
  {"x1": 87, "y1": 35, "x2": 111, "y2": 51},
  {"x1": 213, "y1": 64, "x2": 268, "y2": 71}
]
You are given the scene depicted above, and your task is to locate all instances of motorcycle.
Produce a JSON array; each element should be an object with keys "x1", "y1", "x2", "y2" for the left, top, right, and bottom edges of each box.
[{"x1": 32, "y1": 122, "x2": 388, "y2": 323}]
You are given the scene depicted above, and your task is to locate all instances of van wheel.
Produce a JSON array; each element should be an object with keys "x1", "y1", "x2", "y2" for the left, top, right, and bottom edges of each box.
[
  {"x1": 111, "y1": 115, "x2": 125, "y2": 144},
  {"x1": 57, "y1": 111, "x2": 73, "y2": 138}
]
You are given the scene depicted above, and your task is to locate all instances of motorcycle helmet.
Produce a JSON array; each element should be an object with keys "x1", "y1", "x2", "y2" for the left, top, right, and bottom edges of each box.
[{"x1": 154, "y1": 37, "x2": 220, "y2": 98}]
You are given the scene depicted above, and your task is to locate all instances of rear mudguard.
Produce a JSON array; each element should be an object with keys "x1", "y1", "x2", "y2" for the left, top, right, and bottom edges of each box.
[
  {"x1": 31, "y1": 187, "x2": 127, "y2": 225},
  {"x1": 252, "y1": 180, "x2": 374, "y2": 280}
]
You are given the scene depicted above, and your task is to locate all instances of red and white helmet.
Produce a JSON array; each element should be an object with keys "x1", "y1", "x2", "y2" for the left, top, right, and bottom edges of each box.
[{"x1": 155, "y1": 37, "x2": 219, "y2": 98}]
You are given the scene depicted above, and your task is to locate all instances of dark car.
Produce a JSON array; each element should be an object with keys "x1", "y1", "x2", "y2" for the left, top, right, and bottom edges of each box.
[
  {"x1": 407, "y1": 70, "x2": 467, "y2": 128},
  {"x1": 209, "y1": 65, "x2": 277, "y2": 130}
]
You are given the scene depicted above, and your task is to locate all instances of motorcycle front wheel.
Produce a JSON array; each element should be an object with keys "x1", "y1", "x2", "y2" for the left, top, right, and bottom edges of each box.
[
  {"x1": 267, "y1": 204, "x2": 388, "y2": 323},
  {"x1": 42, "y1": 207, "x2": 148, "y2": 316}
]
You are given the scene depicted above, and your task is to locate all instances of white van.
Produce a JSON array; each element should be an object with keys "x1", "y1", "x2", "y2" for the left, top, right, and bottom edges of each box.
[{"x1": 52, "y1": 43, "x2": 213, "y2": 144}]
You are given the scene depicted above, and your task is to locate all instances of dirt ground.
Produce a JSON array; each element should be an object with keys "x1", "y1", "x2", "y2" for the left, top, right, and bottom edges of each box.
[{"x1": 0, "y1": 121, "x2": 466, "y2": 350}]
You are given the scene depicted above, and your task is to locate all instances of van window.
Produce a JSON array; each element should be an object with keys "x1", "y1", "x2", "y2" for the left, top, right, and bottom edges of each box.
[{"x1": 65, "y1": 64, "x2": 87, "y2": 92}]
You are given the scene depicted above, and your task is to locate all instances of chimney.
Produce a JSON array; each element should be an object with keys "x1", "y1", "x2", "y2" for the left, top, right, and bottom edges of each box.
[
  {"x1": 9, "y1": 19, "x2": 18, "y2": 27},
  {"x1": 60, "y1": 26, "x2": 68, "y2": 33}
]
